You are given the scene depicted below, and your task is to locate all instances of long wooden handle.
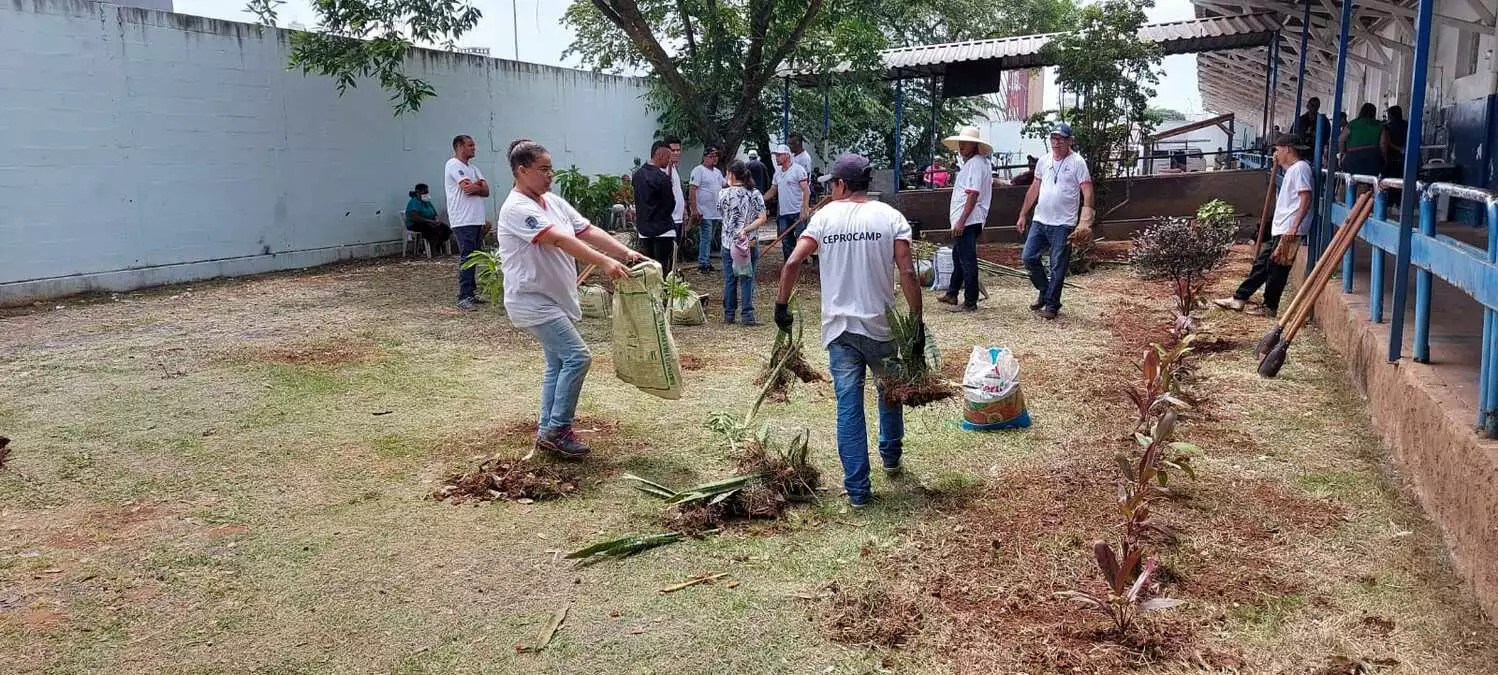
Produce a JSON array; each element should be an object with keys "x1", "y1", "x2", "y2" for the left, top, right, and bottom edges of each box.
[
  {"x1": 1253, "y1": 168, "x2": 1277, "y2": 252},
  {"x1": 576, "y1": 264, "x2": 597, "y2": 285},
  {"x1": 1282, "y1": 193, "x2": 1375, "y2": 340},
  {"x1": 1278, "y1": 191, "x2": 1371, "y2": 327}
]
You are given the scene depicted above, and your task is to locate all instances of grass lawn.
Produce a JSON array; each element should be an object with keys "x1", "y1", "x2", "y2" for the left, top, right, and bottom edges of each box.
[{"x1": 2, "y1": 248, "x2": 1496, "y2": 673}]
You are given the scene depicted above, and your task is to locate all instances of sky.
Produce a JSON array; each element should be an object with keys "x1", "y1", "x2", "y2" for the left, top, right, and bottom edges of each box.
[{"x1": 175, "y1": 0, "x2": 1204, "y2": 115}]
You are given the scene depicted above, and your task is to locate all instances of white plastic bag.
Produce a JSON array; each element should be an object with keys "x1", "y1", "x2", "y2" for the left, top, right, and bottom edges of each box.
[
  {"x1": 960, "y1": 347, "x2": 1030, "y2": 430},
  {"x1": 931, "y1": 246, "x2": 954, "y2": 290},
  {"x1": 612, "y1": 261, "x2": 684, "y2": 400}
]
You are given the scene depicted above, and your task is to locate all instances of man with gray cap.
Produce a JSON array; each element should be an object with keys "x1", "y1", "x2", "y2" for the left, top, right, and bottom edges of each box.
[
  {"x1": 1213, "y1": 134, "x2": 1313, "y2": 317},
  {"x1": 775, "y1": 153, "x2": 924, "y2": 508},
  {"x1": 1015, "y1": 122, "x2": 1094, "y2": 320}
]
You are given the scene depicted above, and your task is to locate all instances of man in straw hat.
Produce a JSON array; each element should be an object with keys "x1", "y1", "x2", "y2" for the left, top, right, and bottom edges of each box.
[
  {"x1": 1015, "y1": 122, "x2": 1094, "y2": 320},
  {"x1": 1212, "y1": 134, "x2": 1314, "y2": 317},
  {"x1": 937, "y1": 125, "x2": 995, "y2": 312}
]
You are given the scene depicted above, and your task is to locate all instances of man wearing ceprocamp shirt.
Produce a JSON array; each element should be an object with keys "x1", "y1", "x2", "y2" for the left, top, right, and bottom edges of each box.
[
  {"x1": 937, "y1": 125, "x2": 994, "y2": 312},
  {"x1": 774, "y1": 153, "x2": 924, "y2": 508},
  {"x1": 445, "y1": 134, "x2": 491, "y2": 310},
  {"x1": 689, "y1": 145, "x2": 725, "y2": 273},
  {"x1": 1016, "y1": 122, "x2": 1094, "y2": 320},
  {"x1": 632, "y1": 140, "x2": 677, "y2": 274},
  {"x1": 1213, "y1": 134, "x2": 1315, "y2": 317},
  {"x1": 763, "y1": 144, "x2": 810, "y2": 262}
]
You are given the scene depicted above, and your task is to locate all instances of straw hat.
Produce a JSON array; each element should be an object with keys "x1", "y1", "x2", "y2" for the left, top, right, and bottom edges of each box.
[{"x1": 942, "y1": 125, "x2": 993, "y2": 154}]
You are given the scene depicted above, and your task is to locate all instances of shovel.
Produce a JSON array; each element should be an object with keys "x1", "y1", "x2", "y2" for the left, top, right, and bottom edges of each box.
[
  {"x1": 1254, "y1": 192, "x2": 1372, "y2": 359},
  {"x1": 1258, "y1": 192, "x2": 1375, "y2": 377}
]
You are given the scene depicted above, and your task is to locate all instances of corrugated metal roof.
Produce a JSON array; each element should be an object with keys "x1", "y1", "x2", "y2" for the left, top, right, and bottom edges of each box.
[{"x1": 783, "y1": 12, "x2": 1280, "y2": 90}]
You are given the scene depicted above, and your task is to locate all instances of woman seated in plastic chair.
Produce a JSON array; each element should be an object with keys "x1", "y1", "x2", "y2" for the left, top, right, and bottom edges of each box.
[{"x1": 405, "y1": 183, "x2": 453, "y2": 255}]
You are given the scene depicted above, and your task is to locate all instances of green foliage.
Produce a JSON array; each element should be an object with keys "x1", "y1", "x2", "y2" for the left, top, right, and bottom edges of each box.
[
  {"x1": 554, "y1": 167, "x2": 629, "y2": 227},
  {"x1": 1195, "y1": 199, "x2": 1239, "y2": 231},
  {"x1": 1129, "y1": 215, "x2": 1237, "y2": 324},
  {"x1": 246, "y1": 0, "x2": 481, "y2": 115},
  {"x1": 459, "y1": 249, "x2": 504, "y2": 306},
  {"x1": 565, "y1": 531, "x2": 687, "y2": 563},
  {"x1": 1145, "y1": 106, "x2": 1187, "y2": 123},
  {"x1": 1023, "y1": 0, "x2": 1161, "y2": 181}
]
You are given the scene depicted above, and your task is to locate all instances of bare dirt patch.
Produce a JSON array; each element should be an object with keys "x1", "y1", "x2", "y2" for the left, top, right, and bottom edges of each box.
[
  {"x1": 237, "y1": 336, "x2": 386, "y2": 367},
  {"x1": 679, "y1": 354, "x2": 707, "y2": 371},
  {"x1": 432, "y1": 458, "x2": 581, "y2": 504}
]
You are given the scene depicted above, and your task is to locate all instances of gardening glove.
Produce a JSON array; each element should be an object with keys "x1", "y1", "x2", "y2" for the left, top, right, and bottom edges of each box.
[
  {"x1": 912, "y1": 320, "x2": 928, "y2": 358},
  {"x1": 1270, "y1": 235, "x2": 1301, "y2": 266},
  {"x1": 774, "y1": 303, "x2": 794, "y2": 334}
]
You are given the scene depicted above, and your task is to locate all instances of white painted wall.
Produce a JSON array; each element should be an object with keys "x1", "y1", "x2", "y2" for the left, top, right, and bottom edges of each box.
[{"x1": 0, "y1": 0, "x2": 657, "y2": 304}]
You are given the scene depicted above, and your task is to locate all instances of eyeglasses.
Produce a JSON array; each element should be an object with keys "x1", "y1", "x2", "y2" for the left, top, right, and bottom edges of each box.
[{"x1": 528, "y1": 166, "x2": 555, "y2": 175}]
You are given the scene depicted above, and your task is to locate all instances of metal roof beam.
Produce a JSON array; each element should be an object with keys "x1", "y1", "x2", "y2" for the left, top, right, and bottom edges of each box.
[{"x1": 1464, "y1": 0, "x2": 1497, "y2": 27}]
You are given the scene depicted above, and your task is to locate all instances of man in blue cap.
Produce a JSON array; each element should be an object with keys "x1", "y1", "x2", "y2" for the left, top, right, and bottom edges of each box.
[
  {"x1": 1014, "y1": 122, "x2": 1094, "y2": 320},
  {"x1": 774, "y1": 153, "x2": 925, "y2": 508}
]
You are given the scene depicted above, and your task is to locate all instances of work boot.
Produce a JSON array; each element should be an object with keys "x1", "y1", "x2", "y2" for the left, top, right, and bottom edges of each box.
[
  {"x1": 1040, "y1": 307, "x2": 1059, "y2": 320},
  {"x1": 947, "y1": 303, "x2": 977, "y2": 313},
  {"x1": 1212, "y1": 297, "x2": 1245, "y2": 311},
  {"x1": 1030, "y1": 295, "x2": 1045, "y2": 311},
  {"x1": 538, "y1": 427, "x2": 591, "y2": 459},
  {"x1": 937, "y1": 295, "x2": 958, "y2": 306}
]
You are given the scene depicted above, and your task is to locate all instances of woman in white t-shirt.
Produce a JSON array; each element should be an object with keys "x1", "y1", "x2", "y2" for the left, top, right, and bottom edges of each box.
[
  {"x1": 497, "y1": 139, "x2": 643, "y2": 459},
  {"x1": 715, "y1": 160, "x2": 768, "y2": 325}
]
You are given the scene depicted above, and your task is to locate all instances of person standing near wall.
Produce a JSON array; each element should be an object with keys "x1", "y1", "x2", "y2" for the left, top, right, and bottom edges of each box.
[
  {"x1": 938, "y1": 126, "x2": 994, "y2": 313},
  {"x1": 1213, "y1": 135, "x2": 1313, "y2": 318},
  {"x1": 446, "y1": 134, "x2": 490, "y2": 311},
  {"x1": 1015, "y1": 122, "x2": 1094, "y2": 320},
  {"x1": 774, "y1": 153, "x2": 924, "y2": 508},
  {"x1": 763, "y1": 144, "x2": 811, "y2": 262},
  {"x1": 498, "y1": 139, "x2": 644, "y2": 458},
  {"x1": 1341, "y1": 103, "x2": 1384, "y2": 177},
  {"x1": 633, "y1": 141, "x2": 677, "y2": 273},
  {"x1": 689, "y1": 146, "x2": 725, "y2": 274}
]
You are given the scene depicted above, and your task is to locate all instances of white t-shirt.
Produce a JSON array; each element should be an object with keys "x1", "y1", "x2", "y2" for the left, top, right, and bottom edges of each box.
[
  {"x1": 1272, "y1": 160, "x2": 1314, "y2": 236},
  {"x1": 690, "y1": 165, "x2": 725, "y2": 219},
  {"x1": 792, "y1": 151, "x2": 813, "y2": 176},
  {"x1": 772, "y1": 164, "x2": 809, "y2": 216},
  {"x1": 444, "y1": 158, "x2": 488, "y2": 228},
  {"x1": 670, "y1": 165, "x2": 686, "y2": 225},
  {"x1": 800, "y1": 200, "x2": 914, "y2": 347},
  {"x1": 1033, "y1": 152, "x2": 1092, "y2": 227},
  {"x1": 496, "y1": 189, "x2": 591, "y2": 328},
  {"x1": 948, "y1": 154, "x2": 993, "y2": 228}
]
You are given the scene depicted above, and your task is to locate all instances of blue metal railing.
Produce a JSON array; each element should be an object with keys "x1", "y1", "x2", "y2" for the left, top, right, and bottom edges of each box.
[{"x1": 1329, "y1": 171, "x2": 1498, "y2": 434}]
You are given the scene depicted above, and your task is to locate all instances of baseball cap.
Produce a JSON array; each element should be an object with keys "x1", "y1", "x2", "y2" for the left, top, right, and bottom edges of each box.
[
  {"x1": 771, "y1": 144, "x2": 791, "y2": 156},
  {"x1": 1050, "y1": 122, "x2": 1074, "y2": 138},
  {"x1": 830, "y1": 153, "x2": 872, "y2": 183}
]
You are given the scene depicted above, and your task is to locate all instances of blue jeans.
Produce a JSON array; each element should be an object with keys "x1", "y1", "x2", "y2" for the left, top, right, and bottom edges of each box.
[
  {"x1": 827, "y1": 332, "x2": 905, "y2": 504},
  {"x1": 1021, "y1": 221, "x2": 1072, "y2": 311},
  {"x1": 777, "y1": 214, "x2": 803, "y2": 260},
  {"x1": 945, "y1": 224, "x2": 982, "y2": 307},
  {"x1": 523, "y1": 317, "x2": 592, "y2": 433},
  {"x1": 722, "y1": 246, "x2": 759, "y2": 322},
  {"x1": 697, "y1": 219, "x2": 720, "y2": 267},
  {"x1": 454, "y1": 225, "x2": 483, "y2": 301}
]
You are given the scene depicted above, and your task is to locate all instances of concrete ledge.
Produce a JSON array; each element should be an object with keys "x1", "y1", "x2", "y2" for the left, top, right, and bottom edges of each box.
[
  {"x1": 1307, "y1": 268, "x2": 1498, "y2": 622},
  {"x1": 0, "y1": 241, "x2": 402, "y2": 306}
]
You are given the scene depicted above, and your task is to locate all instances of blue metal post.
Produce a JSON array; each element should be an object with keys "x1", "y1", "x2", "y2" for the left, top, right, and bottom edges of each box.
[
  {"x1": 781, "y1": 77, "x2": 790, "y2": 144},
  {"x1": 1261, "y1": 46, "x2": 1274, "y2": 141},
  {"x1": 1370, "y1": 189, "x2": 1388, "y2": 322},
  {"x1": 1318, "y1": 0, "x2": 1354, "y2": 271},
  {"x1": 930, "y1": 76, "x2": 940, "y2": 171},
  {"x1": 1484, "y1": 201, "x2": 1498, "y2": 433},
  {"x1": 1389, "y1": 0, "x2": 1435, "y2": 363},
  {"x1": 1293, "y1": 0, "x2": 1311, "y2": 120},
  {"x1": 893, "y1": 78, "x2": 904, "y2": 193},
  {"x1": 1307, "y1": 117, "x2": 1327, "y2": 269},
  {"x1": 1342, "y1": 180, "x2": 1356, "y2": 293},
  {"x1": 1413, "y1": 194, "x2": 1436, "y2": 362}
]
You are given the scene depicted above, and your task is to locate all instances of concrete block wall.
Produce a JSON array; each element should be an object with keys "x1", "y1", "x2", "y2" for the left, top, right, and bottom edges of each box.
[{"x1": 0, "y1": 0, "x2": 658, "y2": 304}]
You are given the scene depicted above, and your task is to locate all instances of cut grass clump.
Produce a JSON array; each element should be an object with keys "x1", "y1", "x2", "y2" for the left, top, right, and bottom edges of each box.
[
  {"x1": 814, "y1": 581, "x2": 925, "y2": 648},
  {"x1": 625, "y1": 429, "x2": 820, "y2": 534},
  {"x1": 878, "y1": 305, "x2": 958, "y2": 408},
  {"x1": 431, "y1": 457, "x2": 580, "y2": 504}
]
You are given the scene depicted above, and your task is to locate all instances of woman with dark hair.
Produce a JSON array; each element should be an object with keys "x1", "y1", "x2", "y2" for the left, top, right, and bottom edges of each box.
[
  {"x1": 1382, "y1": 105, "x2": 1409, "y2": 181},
  {"x1": 716, "y1": 160, "x2": 768, "y2": 325},
  {"x1": 497, "y1": 139, "x2": 644, "y2": 459},
  {"x1": 1341, "y1": 103, "x2": 1384, "y2": 177},
  {"x1": 405, "y1": 183, "x2": 451, "y2": 253}
]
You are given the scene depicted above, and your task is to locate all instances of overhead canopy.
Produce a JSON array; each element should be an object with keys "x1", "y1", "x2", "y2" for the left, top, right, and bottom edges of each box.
[{"x1": 782, "y1": 12, "x2": 1282, "y2": 97}]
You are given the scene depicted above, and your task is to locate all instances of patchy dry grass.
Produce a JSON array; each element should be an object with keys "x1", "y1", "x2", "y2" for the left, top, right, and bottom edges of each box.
[{"x1": 1, "y1": 248, "x2": 1495, "y2": 673}]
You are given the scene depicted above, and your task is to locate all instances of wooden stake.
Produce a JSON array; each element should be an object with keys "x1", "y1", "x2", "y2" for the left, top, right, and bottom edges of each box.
[
  {"x1": 576, "y1": 264, "x2": 597, "y2": 285},
  {"x1": 658, "y1": 572, "x2": 729, "y2": 594}
]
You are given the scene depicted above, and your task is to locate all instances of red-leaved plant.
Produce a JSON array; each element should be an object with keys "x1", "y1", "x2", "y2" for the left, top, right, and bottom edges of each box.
[{"x1": 1124, "y1": 339, "x2": 1195, "y2": 434}]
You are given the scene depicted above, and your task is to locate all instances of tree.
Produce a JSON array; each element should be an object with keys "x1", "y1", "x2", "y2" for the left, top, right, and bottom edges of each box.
[
  {"x1": 246, "y1": 0, "x2": 481, "y2": 114},
  {"x1": 1023, "y1": 0, "x2": 1161, "y2": 182},
  {"x1": 1146, "y1": 107, "x2": 1187, "y2": 123}
]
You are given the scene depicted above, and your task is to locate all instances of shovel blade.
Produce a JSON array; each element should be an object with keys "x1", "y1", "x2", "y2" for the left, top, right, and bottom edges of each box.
[
  {"x1": 1258, "y1": 340, "x2": 1289, "y2": 378},
  {"x1": 1255, "y1": 325, "x2": 1283, "y2": 359}
]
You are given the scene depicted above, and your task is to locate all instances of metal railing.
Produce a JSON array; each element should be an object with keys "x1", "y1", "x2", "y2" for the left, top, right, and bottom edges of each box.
[{"x1": 1327, "y1": 170, "x2": 1498, "y2": 434}]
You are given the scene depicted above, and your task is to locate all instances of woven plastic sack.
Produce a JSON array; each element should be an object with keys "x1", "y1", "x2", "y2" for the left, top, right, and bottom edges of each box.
[
  {"x1": 579, "y1": 284, "x2": 611, "y2": 319},
  {"x1": 612, "y1": 261, "x2": 683, "y2": 400},
  {"x1": 669, "y1": 293, "x2": 707, "y2": 326},
  {"x1": 960, "y1": 347, "x2": 1031, "y2": 431},
  {"x1": 930, "y1": 246, "x2": 954, "y2": 290}
]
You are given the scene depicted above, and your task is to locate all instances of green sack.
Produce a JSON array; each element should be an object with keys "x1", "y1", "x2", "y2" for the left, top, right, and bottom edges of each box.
[{"x1": 611, "y1": 261, "x2": 684, "y2": 400}]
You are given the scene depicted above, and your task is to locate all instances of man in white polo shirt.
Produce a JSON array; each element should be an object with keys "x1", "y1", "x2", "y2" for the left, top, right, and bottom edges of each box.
[
  {"x1": 1213, "y1": 134, "x2": 1314, "y2": 317},
  {"x1": 937, "y1": 125, "x2": 994, "y2": 312},
  {"x1": 1015, "y1": 122, "x2": 1094, "y2": 320},
  {"x1": 763, "y1": 144, "x2": 810, "y2": 262},
  {"x1": 688, "y1": 145, "x2": 725, "y2": 273},
  {"x1": 445, "y1": 134, "x2": 491, "y2": 311},
  {"x1": 774, "y1": 153, "x2": 924, "y2": 508}
]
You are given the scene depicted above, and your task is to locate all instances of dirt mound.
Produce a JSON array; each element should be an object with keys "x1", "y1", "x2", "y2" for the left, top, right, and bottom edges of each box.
[
  {"x1": 432, "y1": 458, "x2": 581, "y2": 504},
  {"x1": 814, "y1": 582, "x2": 926, "y2": 648}
]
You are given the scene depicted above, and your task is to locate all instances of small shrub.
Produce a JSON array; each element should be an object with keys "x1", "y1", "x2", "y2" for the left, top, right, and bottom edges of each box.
[
  {"x1": 1129, "y1": 212, "x2": 1236, "y2": 324},
  {"x1": 460, "y1": 250, "x2": 504, "y2": 306}
]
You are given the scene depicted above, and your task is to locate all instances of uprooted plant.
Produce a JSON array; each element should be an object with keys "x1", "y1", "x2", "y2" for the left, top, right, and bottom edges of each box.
[
  {"x1": 432, "y1": 456, "x2": 580, "y2": 504},
  {"x1": 755, "y1": 294, "x2": 825, "y2": 402},
  {"x1": 879, "y1": 304, "x2": 958, "y2": 408}
]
